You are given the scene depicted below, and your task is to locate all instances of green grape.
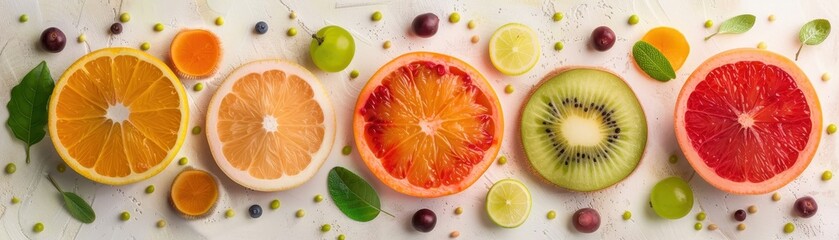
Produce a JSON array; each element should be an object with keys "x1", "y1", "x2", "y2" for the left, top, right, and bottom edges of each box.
[
  {"x1": 310, "y1": 26, "x2": 355, "y2": 72},
  {"x1": 650, "y1": 176, "x2": 693, "y2": 219}
]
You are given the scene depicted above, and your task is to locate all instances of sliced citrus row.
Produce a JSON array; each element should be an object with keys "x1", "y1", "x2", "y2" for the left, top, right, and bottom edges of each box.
[
  {"x1": 353, "y1": 52, "x2": 504, "y2": 197},
  {"x1": 169, "y1": 29, "x2": 222, "y2": 79},
  {"x1": 489, "y1": 23, "x2": 540, "y2": 76},
  {"x1": 486, "y1": 179, "x2": 531, "y2": 228},
  {"x1": 48, "y1": 47, "x2": 189, "y2": 185},
  {"x1": 206, "y1": 60, "x2": 335, "y2": 191},
  {"x1": 170, "y1": 169, "x2": 219, "y2": 218},
  {"x1": 675, "y1": 49, "x2": 821, "y2": 194},
  {"x1": 641, "y1": 27, "x2": 690, "y2": 71}
]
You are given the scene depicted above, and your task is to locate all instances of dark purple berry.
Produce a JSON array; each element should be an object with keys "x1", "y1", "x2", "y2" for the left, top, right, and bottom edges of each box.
[
  {"x1": 591, "y1": 26, "x2": 615, "y2": 51},
  {"x1": 572, "y1": 208, "x2": 600, "y2": 233},
  {"x1": 254, "y1": 21, "x2": 268, "y2": 34},
  {"x1": 110, "y1": 23, "x2": 123, "y2": 34},
  {"x1": 248, "y1": 204, "x2": 262, "y2": 218},
  {"x1": 411, "y1": 208, "x2": 436, "y2": 232},
  {"x1": 733, "y1": 209, "x2": 746, "y2": 221},
  {"x1": 40, "y1": 27, "x2": 66, "y2": 53},
  {"x1": 412, "y1": 13, "x2": 439, "y2": 38},
  {"x1": 794, "y1": 196, "x2": 817, "y2": 218}
]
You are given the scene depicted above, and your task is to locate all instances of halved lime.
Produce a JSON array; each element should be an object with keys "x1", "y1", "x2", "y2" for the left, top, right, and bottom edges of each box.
[
  {"x1": 489, "y1": 23, "x2": 540, "y2": 76},
  {"x1": 485, "y1": 179, "x2": 532, "y2": 228}
]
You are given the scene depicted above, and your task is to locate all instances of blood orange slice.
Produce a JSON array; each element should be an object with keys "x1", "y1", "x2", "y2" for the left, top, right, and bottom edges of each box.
[
  {"x1": 675, "y1": 49, "x2": 821, "y2": 194},
  {"x1": 353, "y1": 52, "x2": 503, "y2": 198}
]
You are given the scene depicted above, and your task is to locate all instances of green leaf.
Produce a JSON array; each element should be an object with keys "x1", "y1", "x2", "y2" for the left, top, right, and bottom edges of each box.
[
  {"x1": 632, "y1": 41, "x2": 676, "y2": 81},
  {"x1": 48, "y1": 175, "x2": 96, "y2": 224},
  {"x1": 796, "y1": 19, "x2": 831, "y2": 60},
  {"x1": 327, "y1": 167, "x2": 393, "y2": 222},
  {"x1": 6, "y1": 61, "x2": 55, "y2": 164},
  {"x1": 705, "y1": 14, "x2": 756, "y2": 40}
]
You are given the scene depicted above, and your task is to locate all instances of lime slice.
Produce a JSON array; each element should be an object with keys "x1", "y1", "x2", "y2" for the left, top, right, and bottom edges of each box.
[
  {"x1": 489, "y1": 23, "x2": 540, "y2": 76},
  {"x1": 485, "y1": 179, "x2": 532, "y2": 228}
]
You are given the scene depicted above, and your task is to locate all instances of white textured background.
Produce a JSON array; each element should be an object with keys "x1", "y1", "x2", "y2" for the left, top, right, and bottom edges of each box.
[{"x1": 1, "y1": 0, "x2": 838, "y2": 239}]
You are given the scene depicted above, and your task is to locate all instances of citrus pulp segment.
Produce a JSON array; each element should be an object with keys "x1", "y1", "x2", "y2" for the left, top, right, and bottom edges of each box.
[
  {"x1": 170, "y1": 169, "x2": 219, "y2": 218},
  {"x1": 206, "y1": 60, "x2": 335, "y2": 191},
  {"x1": 353, "y1": 52, "x2": 503, "y2": 197},
  {"x1": 489, "y1": 23, "x2": 541, "y2": 76},
  {"x1": 48, "y1": 47, "x2": 189, "y2": 185},
  {"x1": 675, "y1": 49, "x2": 821, "y2": 194}
]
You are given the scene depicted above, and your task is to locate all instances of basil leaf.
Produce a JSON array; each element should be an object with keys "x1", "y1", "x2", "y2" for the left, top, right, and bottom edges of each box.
[
  {"x1": 6, "y1": 61, "x2": 55, "y2": 163},
  {"x1": 705, "y1": 14, "x2": 755, "y2": 40},
  {"x1": 632, "y1": 41, "x2": 676, "y2": 81},
  {"x1": 796, "y1": 19, "x2": 831, "y2": 60},
  {"x1": 48, "y1": 175, "x2": 96, "y2": 224},
  {"x1": 327, "y1": 167, "x2": 393, "y2": 222}
]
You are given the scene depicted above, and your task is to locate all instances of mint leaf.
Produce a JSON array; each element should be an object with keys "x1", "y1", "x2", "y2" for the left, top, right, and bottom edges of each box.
[
  {"x1": 6, "y1": 61, "x2": 55, "y2": 164},
  {"x1": 633, "y1": 41, "x2": 676, "y2": 81},
  {"x1": 327, "y1": 167, "x2": 393, "y2": 222},
  {"x1": 796, "y1": 19, "x2": 831, "y2": 60},
  {"x1": 48, "y1": 174, "x2": 96, "y2": 223},
  {"x1": 705, "y1": 14, "x2": 756, "y2": 40}
]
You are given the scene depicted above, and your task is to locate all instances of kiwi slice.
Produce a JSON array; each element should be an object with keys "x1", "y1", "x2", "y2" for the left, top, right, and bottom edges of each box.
[{"x1": 521, "y1": 68, "x2": 647, "y2": 191}]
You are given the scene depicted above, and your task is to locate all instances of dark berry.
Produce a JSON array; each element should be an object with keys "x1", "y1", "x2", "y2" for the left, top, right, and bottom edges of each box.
[
  {"x1": 254, "y1": 21, "x2": 268, "y2": 34},
  {"x1": 40, "y1": 27, "x2": 66, "y2": 53},
  {"x1": 572, "y1": 208, "x2": 600, "y2": 233},
  {"x1": 411, "y1": 208, "x2": 436, "y2": 232},
  {"x1": 794, "y1": 196, "x2": 817, "y2": 218},
  {"x1": 110, "y1": 23, "x2": 123, "y2": 34},
  {"x1": 733, "y1": 209, "x2": 746, "y2": 221},
  {"x1": 591, "y1": 26, "x2": 616, "y2": 51},
  {"x1": 412, "y1": 13, "x2": 439, "y2": 38},
  {"x1": 248, "y1": 204, "x2": 263, "y2": 218}
]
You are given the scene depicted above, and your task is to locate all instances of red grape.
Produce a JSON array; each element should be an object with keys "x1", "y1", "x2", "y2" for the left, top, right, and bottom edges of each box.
[
  {"x1": 794, "y1": 196, "x2": 817, "y2": 218},
  {"x1": 412, "y1": 13, "x2": 439, "y2": 38},
  {"x1": 572, "y1": 208, "x2": 600, "y2": 233},
  {"x1": 40, "y1": 27, "x2": 66, "y2": 53},
  {"x1": 591, "y1": 26, "x2": 615, "y2": 51},
  {"x1": 412, "y1": 208, "x2": 436, "y2": 232}
]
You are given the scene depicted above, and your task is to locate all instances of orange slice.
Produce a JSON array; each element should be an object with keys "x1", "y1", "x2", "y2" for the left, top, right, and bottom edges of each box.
[
  {"x1": 206, "y1": 60, "x2": 335, "y2": 191},
  {"x1": 170, "y1": 169, "x2": 219, "y2": 217},
  {"x1": 48, "y1": 47, "x2": 189, "y2": 185},
  {"x1": 641, "y1": 27, "x2": 690, "y2": 71},
  {"x1": 169, "y1": 29, "x2": 222, "y2": 79}
]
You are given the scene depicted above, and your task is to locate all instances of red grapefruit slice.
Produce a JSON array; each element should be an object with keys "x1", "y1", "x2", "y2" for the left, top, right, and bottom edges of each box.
[
  {"x1": 353, "y1": 52, "x2": 503, "y2": 198},
  {"x1": 675, "y1": 49, "x2": 821, "y2": 194}
]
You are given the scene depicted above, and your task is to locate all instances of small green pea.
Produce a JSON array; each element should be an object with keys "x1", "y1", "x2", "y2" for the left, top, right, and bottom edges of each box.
[
  {"x1": 157, "y1": 219, "x2": 167, "y2": 228},
  {"x1": 628, "y1": 15, "x2": 639, "y2": 25},
  {"x1": 547, "y1": 210, "x2": 556, "y2": 220},
  {"x1": 11, "y1": 197, "x2": 20, "y2": 204},
  {"x1": 554, "y1": 42, "x2": 564, "y2": 51},
  {"x1": 57, "y1": 163, "x2": 67, "y2": 173},
  {"x1": 225, "y1": 209, "x2": 235, "y2": 218},
  {"x1": 337, "y1": 234, "x2": 346, "y2": 240},
  {"x1": 140, "y1": 42, "x2": 150, "y2": 51},
  {"x1": 154, "y1": 23, "x2": 164, "y2": 32},
  {"x1": 77, "y1": 34, "x2": 86, "y2": 43},
  {"x1": 382, "y1": 41, "x2": 392, "y2": 49},
  {"x1": 120, "y1": 211, "x2": 131, "y2": 221},
  {"x1": 822, "y1": 171, "x2": 833, "y2": 181},
  {"x1": 504, "y1": 85, "x2": 514, "y2": 94},
  {"x1": 349, "y1": 70, "x2": 360, "y2": 79},
  {"x1": 449, "y1": 12, "x2": 461, "y2": 23},
  {"x1": 287, "y1": 28, "x2": 298, "y2": 37},
  {"x1": 194, "y1": 83, "x2": 204, "y2": 92},
  {"x1": 296, "y1": 209, "x2": 305, "y2": 218},
  {"x1": 341, "y1": 146, "x2": 352, "y2": 155},
  {"x1": 314, "y1": 194, "x2": 324, "y2": 203},
  {"x1": 704, "y1": 20, "x2": 713, "y2": 28},
  {"x1": 270, "y1": 199, "x2": 281, "y2": 210},
  {"x1": 192, "y1": 126, "x2": 202, "y2": 135},
  {"x1": 178, "y1": 157, "x2": 188, "y2": 166},
  {"x1": 215, "y1": 17, "x2": 225, "y2": 26},
  {"x1": 694, "y1": 222, "x2": 702, "y2": 231},
  {"x1": 622, "y1": 211, "x2": 631, "y2": 220},
  {"x1": 497, "y1": 156, "x2": 507, "y2": 165},
  {"x1": 145, "y1": 185, "x2": 155, "y2": 194},
  {"x1": 757, "y1": 42, "x2": 767, "y2": 49},
  {"x1": 33, "y1": 222, "x2": 44, "y2": 233},
  {"x1": 19, "y1": 14, "x2": 29, "y2": 23},
  {"x1": 783, "y1": 222, "x2": 794, "y2": 233},
  {"x1": 321, "y1": 224, "x2": 331, "y2": 232},
  {"x1": 454, "y1": 207, "x2": 463, "y2": 215},
  {"x1": 696, "y1": 212, "x2": 706, "y2": 221},
  {"x1": 5, "y1": 163, "x2": 16, "y2": 174},
  {"x1": 467, "y1": 20, "x2": 476, "y2": 29},
  {"x1": 371, "y1": 11, "x2": 383, "y2": 21},
  {"x1": 827, "y1": 124, "x2": 837, "y2": 134},
  {"x1": 668, "y1": 155, "x2": 678, "y2": 164},
  {"x1": 119, "y1": 13, "x2": 131, "y2": 23},
  {"x1": 289, "y1": 12, "x2": 297, "y2": 19},
  {"x1": 552, "y1": 12, "x2": 563, "y2": 22}
]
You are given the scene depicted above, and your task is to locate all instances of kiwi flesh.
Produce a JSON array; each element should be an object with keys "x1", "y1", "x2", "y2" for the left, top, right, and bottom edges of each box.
[{"x1": 521, "y1": 68, "x2": 647, "y2": 191}]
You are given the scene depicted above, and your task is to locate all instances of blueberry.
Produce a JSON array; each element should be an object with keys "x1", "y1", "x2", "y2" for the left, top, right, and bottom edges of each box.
[
  {"x1": 254, "y1": 21, "x2": 268, "y2": 34},
  {"x1": 248, "y1": 204, "x2": 262, "y2": 218}
]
